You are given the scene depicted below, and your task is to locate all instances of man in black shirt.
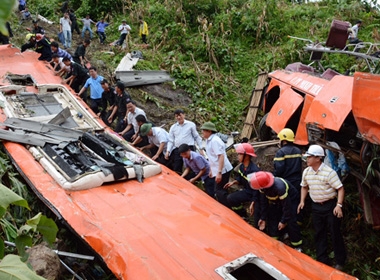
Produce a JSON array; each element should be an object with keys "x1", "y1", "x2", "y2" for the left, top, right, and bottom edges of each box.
[
  {"x1": 62, "y1": 57, "x2": 89, "y2": 94},
  {"x1": 35, "y1": 34, "x2": 52, "y2": 61},
  {"x1": 31, "y1": 20, "x2": 45, "y2": 35},
  {"x1": 72, "y1": 39, "x2": 90, "y2": 67},
  {"x1": 107, "y1": 81, "x2": 131, "y2": 132},
  {"x1": 99, "y1": 79, "x2": 115, "y2": 126}
]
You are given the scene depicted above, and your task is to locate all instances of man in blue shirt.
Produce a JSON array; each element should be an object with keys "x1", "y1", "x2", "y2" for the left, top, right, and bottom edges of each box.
[
  {"x1": 178, "y1": 144, "x2": 215, "y2": 197},
  {"x1": 96, "y1": 18, "x2": 110, "y2": 44},
  {"x1": 77, "y1": 66, "x2": 103, "y2": 114}
]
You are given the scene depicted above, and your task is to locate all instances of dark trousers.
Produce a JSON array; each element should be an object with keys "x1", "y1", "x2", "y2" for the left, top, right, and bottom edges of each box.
[
  {"x1": 227, "y1": 189, "x2": 260, "y2": 222},
  {"x1": 141, "y1": 34, "x2": 147, "y2": 44},
  {"x1": 97, "y1": 31, "x2": 106, "y2": 43},
  {"x1": 184, "y1": 173, "x2": 215, "y2": 198},
  {"x1": 312, "y1": 199, "x2": 347, "y2": 266},
  {"x1": 214, "y1": 170, "x2": 231, "y2": 207},
  {"x1": 170, "y1": 145, "x2": 195, "y2": 174},
  {"x1": 122, "y1": 128, "x2": 135, "y2": 142},
  {"x1": 266, "y1": 200, "x2": 302, "y2": 247},
  {"x1": 117, "y1": 33, "x2": 127, "y2": 46},
  {"x1": 89, "y1": 98, "x2": 102, "y2": 114}
]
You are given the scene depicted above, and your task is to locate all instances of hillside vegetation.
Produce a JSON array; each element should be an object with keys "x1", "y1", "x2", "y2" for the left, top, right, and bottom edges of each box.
[
  {"x1": 3, "y1": 0, "x2": 380, "y2": 279},
  {"x1": 10, "y1": 0, "x2": 380, "y2": 132}
]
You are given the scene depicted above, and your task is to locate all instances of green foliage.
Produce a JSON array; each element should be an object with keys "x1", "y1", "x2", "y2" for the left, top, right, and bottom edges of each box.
[
  {"x1": 0, "y1": 0, "x2": 16, "y2": 36},
  {"x1": 0, "y1": 254, "x2": 46, "y2": 280}
]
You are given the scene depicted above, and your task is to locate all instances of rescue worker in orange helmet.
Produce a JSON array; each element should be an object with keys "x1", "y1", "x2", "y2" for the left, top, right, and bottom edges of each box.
[
  {"x1": 224, "y1": 143, "x2": 260, "y2": 223},
  {"x1": 249, "y1": 171, "x2": 302, "y2": 250}
]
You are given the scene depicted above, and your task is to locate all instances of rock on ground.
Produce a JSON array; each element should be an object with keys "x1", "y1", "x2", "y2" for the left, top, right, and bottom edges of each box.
[{"x1": 27, "y1": 244, "x2": 61, "y2": 280}]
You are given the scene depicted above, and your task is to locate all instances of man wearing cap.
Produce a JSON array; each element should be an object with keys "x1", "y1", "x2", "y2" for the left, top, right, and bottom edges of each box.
[
  {"x1": 116, "y1": 20, "x2": 131, "y2": 47},
  {"x1": 165, "y1": 109, "x2": 203, "y2": 174},
  {"x1": 297, "y1": 144, "x2": 346, "y2": 270},
  {"x1": 250, "y1": 171, "x2": 302, "y2": 250},
  {"x1": 201, "y1": 121, "x2": 233, "y2": 207},
  {"x1": 119, "y1": 100, "x2": 146, "y2": 142},
  {"x1": 76, "y1": 66, "x2": 103, "y2": 112},
  {"x1": 139, "y1": 123, "x2": 170, "y2": 165},
  {"x1": 178, "y1": 143, "x2": 215, "y2": 197},
  {"x1": 107, "y1": 82, "x2": 132, "y2": 132}
]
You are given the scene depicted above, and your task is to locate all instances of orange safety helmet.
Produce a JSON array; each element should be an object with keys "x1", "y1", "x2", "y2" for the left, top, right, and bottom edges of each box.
[
  {"x1": 234, "y1": 143, "x2": 256, "y2": 157},
  {"x1": 249, "y1": 171, "x2": 274, "y2": 190}
]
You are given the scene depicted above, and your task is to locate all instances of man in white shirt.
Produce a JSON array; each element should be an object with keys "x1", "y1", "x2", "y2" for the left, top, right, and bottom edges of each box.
[
  {"x1": 116, "y1": 19, "x2": 131, "y2": 47},
  {"x1": 119, "y1": 100, "x2": 146, "y2": 142},
  {"x1": 348, "y1": 20, "x2": 362, "y2": 44},
  {"x1": 165, "y1": 109, "x2": 203, "y2": 174},
  {"x1": 60, "y1": 12, "x2": 72, "y2": 49},
  {"x1": 201, "y1": 121, "x2": 233, "y2": 207},
  {"x1": 139, "y1": 123, "x2": 170, "y2": 166}
]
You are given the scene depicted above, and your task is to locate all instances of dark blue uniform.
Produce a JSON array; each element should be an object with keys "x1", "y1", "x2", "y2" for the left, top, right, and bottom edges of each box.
[
  {"x1": 258, "y1": 177, "x2": 302, "y2": 247},
  {"x1": 273, "y1": 144, "x2": 302, "y2": 191}
]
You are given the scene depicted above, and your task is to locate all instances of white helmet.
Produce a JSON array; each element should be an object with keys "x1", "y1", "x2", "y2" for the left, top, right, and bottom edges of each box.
[{"x1": 304, "y1": 144, "x2": 325, "y2": 157}]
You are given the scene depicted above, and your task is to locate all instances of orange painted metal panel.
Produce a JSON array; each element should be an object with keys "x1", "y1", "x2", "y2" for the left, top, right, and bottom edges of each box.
[
  {"x1": 304, "y1": 75, "x2": 353, "y2": 131},
  {"x1": 269, "y1": 69, "x2": 328, "y2": 97},
  {"x1": 0, "y1": 45, "x2": 357, "y2": 279},
  {"x1": 352, "y1": 72, "x2": 380, "y2": 144},
  {"x1": 266, "y1": 87, "x2": 304, "y2": 132},
  {"x1": 295, "y1": 94, "x2": 314, "y2": 145}
]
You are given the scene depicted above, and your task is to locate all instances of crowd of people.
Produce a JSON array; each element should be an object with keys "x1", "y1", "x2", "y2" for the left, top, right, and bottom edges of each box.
[{"x1": 1, "y1": 1, "x2": 347, "y2": 273}]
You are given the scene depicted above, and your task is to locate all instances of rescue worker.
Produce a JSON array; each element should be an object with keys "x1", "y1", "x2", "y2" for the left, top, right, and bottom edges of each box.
[
  {"x1": 35, "y1": 33, "x2": 52, "y2": 61},
  {"x1": 250, "y1": 171, "x2": 302, "y2": 250},
  {"x1": 273, "y1": 128, "x2": 302, "y2": 192},
  {"x1": 297, "y1": 145, "x2": 346, "y2": 270},
  {"x1": 224, "y1": 143, "x2": 260, "y2": 222}
]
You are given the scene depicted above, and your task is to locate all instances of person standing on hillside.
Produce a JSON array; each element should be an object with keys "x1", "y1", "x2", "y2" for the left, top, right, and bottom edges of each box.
[
  {"x1": 138, "y1": 16, "x2": 149, "y2": 44},
  {"x1": 116, "y1": 19, "x2": 131, "y2": 47},
  {"x1": 96, "y1": 18, "x2": 110, "y2": 44},
  {"x1": 165, "y1": 109, "x2": 203, "y2": 174},
  {"x1": 81, "y1": 15, "x2": 95, "y2": 39},
  {"x1": 69, "y1": 9, "x2": 80, "y2": 35},
  {"x1": 60, "y1": 12, "x2": 72, "y2": 49},
  {"x1": 76, "y1": 67, "x2": 103, "y2": 113},
  {"x1": 297, "y1": 144, "x2": 346, "y2": 270},
  {"x1": 201, "y1": 121, "x2": 233, "y2": 207},
  {"x1": 72, "y1": 39, "x2": 90, "y2": 67}
]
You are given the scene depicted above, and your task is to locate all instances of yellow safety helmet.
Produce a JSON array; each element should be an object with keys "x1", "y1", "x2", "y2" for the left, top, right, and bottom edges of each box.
[{"x1": 277, "y1": 128, "x2": 295, "y2": 142}]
